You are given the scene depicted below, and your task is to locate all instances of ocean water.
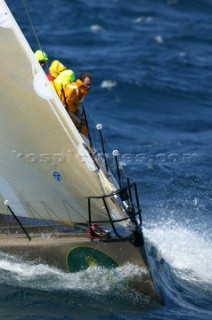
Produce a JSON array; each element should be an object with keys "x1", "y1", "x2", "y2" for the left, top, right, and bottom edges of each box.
[{"x1": 1, "y1": 0, "x2": 212, "y2": 319}]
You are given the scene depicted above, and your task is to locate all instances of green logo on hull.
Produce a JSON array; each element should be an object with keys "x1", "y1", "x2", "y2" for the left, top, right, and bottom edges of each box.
[{"x1": 67, "y1": 246, "x2": 118, "y2": 272}]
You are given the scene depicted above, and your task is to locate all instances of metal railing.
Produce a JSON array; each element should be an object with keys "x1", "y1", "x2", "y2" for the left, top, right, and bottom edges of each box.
[{"x1": 86, "y1": 181, "x2": 142, "y2": 239}]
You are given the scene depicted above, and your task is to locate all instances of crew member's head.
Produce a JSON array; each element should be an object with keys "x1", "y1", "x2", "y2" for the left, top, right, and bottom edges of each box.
[
  {"x1": 34, "y1": 50, "x2": 49, "y2": 68},
  {"x1": 79, "y1": 72, "x2": 93, "y2": 92}
]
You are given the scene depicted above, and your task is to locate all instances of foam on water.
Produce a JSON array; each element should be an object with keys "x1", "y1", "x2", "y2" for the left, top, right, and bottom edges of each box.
[
  {"x1": 90, "y1": 24, "x2": 103, "y2": 32},
  {"x1": 100, "y1": 80, "x2": 117, "y2": 89},
  {"x1": 0, "y1": 253, "x2": 158, "y2": 311},
  {"x1": 144, "y1": 220, "x2": 212, "y2": 284},
  {"x1": 0, "y1": 252, "x2": 148, "y2": 298}
]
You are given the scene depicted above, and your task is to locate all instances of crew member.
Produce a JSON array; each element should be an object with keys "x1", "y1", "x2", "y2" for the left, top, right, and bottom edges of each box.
[
  {"x1": 53, "y1": 70, "x2": 92, "y2": 137},
  {"x1": 46, "y1": 60, "x2": 67, "y2": 81}
]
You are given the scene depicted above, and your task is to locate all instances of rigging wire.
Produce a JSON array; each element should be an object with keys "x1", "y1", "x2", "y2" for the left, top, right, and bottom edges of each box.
[{"x1": 21, "y1": 0, "x2": 49, "y2": 69}]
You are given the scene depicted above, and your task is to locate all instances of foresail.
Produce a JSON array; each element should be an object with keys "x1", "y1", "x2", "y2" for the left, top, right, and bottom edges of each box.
[{"x1": 0, "y1": 0, "x2": 125, "y2": 227}]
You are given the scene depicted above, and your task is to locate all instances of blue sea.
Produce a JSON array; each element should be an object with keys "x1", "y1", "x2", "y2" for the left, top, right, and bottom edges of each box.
[{"x1": 1, "y1": 0, "x2": 212, "y2": 319}]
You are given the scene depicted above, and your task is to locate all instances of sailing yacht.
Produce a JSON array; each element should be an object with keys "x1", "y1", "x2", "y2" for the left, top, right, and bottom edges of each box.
[{"x1": 0, "y1": 0, "x2": 160, "y2": 302}]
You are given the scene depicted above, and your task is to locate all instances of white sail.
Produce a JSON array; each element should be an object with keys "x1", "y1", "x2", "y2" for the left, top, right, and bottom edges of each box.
[{"x1": 0, "y1": 0, "x2": 126, "y2": 226}]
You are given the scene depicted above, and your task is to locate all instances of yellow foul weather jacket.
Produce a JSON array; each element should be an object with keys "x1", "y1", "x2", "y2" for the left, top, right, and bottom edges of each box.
[{"x1": 53, "y1": 71, "x2": 89, "y2": 136}]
